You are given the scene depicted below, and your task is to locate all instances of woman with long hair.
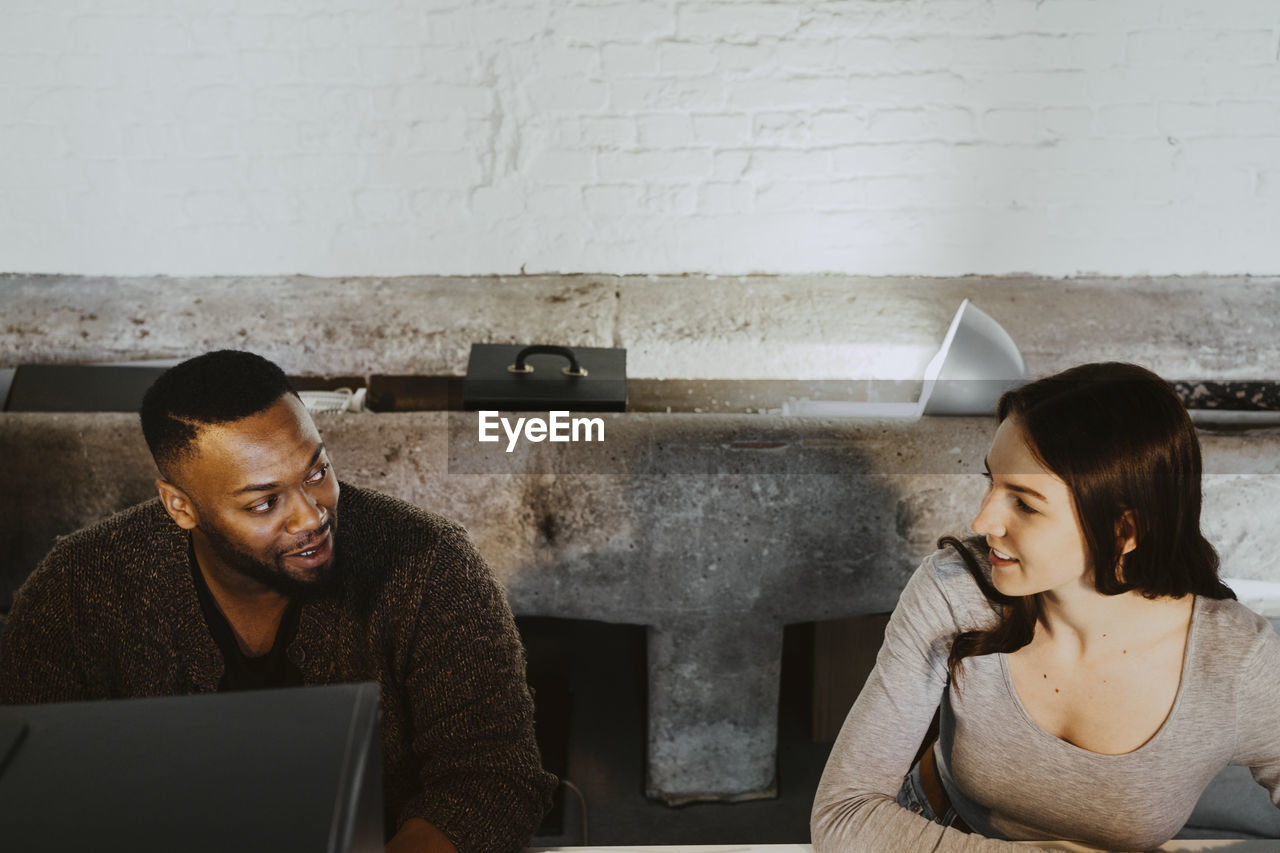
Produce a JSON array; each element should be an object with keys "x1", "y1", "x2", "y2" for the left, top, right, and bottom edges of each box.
[{"x1": 811, "y1": 362, "x2": 1280, "y2": 851}]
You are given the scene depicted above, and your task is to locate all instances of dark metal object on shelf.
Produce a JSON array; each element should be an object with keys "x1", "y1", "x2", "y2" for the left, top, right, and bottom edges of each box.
[
  {"x1": 463, "y1": 344, "x2": 627, "y2": 412},
  {"x1": 4, "y1": 364, "x2": 169, "y2": 412}
]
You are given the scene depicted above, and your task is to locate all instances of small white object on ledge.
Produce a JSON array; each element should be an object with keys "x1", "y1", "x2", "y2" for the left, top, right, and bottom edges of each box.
[{"x1": 298, "y1": 387, "x2": 366, "y2": 414}]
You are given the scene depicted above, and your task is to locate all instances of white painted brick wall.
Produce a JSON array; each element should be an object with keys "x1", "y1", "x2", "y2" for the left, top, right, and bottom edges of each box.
[{"x1": 1, "y1": 0, "x2": 1279, "y2": 276}]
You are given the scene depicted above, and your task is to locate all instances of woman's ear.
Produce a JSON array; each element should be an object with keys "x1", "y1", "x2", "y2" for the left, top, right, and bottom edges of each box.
[{"x1": 1115, "y1": 509, "x2": 1138, "y2": 556}]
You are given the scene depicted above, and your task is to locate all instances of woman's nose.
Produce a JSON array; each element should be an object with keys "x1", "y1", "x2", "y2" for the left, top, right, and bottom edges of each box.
[{"x1": 971, "y1": 491, "x2": 1004, "y2": 538}]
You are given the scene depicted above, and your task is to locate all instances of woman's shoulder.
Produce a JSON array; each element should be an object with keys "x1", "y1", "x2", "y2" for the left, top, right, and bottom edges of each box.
[
  {"x1": 919, "y1": 539, "x2": 994, "y2": 592},
  {"x1": 1185, "y1": 595, "x2": 1280, "y2": 709},
  {"x1": 901, "y1": 540, "x2": 1003, "y2": 630},
  {"x1": 1187, "y1": 596, "x2": 1280, "y2": 738},
  {"x1": 921, "y1": 539, "x2": 989, "y2": 578},
  {"x1": 1195, "y1": 594, "x2": 1280, "y2": 660}
]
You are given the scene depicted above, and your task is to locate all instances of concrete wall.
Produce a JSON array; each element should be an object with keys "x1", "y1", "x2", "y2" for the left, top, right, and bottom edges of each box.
[{"x1": 3, "y1": 1, "x2": 1280, "y2": 277}]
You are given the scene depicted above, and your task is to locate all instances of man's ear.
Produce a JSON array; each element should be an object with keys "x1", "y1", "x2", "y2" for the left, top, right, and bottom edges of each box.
[
  {"x1": 1115, "y1": 509, "x2": 1138, "y2": 556},
  {"x1": 156, "y1": 478, "x2": 199, "y2": 531}
]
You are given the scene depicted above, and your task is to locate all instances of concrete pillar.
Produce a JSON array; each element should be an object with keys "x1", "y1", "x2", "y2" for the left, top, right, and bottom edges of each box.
[{"x1": 645, "y1": 617, "x2": 785, "y2": 805}]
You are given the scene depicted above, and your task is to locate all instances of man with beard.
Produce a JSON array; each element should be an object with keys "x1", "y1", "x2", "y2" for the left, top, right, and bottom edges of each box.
[{"x1": 0, "y1": 350, "x2": 556, "y2": 853}]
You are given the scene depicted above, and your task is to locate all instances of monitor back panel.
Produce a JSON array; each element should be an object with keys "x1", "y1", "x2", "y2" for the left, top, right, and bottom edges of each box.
[{"x1": 0, "y1": 683, "x2": 384, "y2": 853}]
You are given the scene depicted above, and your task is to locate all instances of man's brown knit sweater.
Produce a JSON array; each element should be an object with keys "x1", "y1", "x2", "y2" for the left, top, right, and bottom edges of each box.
[{"x1": 0, "y1": 484, "x2": 556, "y2": 853}]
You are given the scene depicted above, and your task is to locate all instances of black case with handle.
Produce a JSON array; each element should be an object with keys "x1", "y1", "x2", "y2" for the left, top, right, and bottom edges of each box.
[{"x1": 462, "y1": 343, "x2": 627, "y2": 411}]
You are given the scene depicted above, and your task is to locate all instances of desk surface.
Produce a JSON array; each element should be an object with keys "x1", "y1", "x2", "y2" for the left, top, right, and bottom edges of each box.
[{"x1": 528, "y1": 841, "x2": 1280, "y2": 852}]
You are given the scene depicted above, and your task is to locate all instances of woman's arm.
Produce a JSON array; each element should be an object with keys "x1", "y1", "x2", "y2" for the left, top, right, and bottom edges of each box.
[
  {"x1": 1232, "y1": 619, "x2": 1280, "y2": 803},
  {"x1": 810, "y1": 552, "x2": 1049, "y2": 852}
]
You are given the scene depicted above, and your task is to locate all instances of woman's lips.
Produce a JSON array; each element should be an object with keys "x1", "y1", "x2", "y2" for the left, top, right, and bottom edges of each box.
[{"x1": 989, "y1": 546, "x2": 1019, "y2": 567}]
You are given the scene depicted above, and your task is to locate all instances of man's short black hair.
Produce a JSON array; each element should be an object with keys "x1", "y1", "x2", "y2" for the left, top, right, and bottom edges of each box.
[{"x1": 140, "y1": 350, "x2": 298, "y2": 478}]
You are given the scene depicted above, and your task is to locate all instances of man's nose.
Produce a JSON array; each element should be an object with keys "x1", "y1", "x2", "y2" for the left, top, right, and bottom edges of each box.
[{"x1": 286, "y1": 489, "x2": 325, "y2": 535}]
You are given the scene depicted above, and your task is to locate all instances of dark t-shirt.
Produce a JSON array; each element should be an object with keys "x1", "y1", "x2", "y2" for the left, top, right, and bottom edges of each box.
[{"x1": 189, "y1": 554, "x2": 302, "y2": 692}]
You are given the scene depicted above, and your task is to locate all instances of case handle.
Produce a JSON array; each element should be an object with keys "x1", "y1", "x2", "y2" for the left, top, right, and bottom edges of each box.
[{"x1": 507, "y1": 345, "x2": 588, "y2": 377}]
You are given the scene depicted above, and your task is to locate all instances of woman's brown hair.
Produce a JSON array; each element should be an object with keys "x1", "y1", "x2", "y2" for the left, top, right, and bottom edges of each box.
[{"x1": 946, "y1": 362, "x2": 1234, "y2": 684}]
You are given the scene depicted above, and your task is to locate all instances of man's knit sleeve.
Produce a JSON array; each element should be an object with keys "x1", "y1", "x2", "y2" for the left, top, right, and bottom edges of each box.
[
  {"x1": 0, "y1": 550, "x2": 88, "y2": 705},
  {"x1": 394, "y1": 520, "x2": 556, "y2": 853}
]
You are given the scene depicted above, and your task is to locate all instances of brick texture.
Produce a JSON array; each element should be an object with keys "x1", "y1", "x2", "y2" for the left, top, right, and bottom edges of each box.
[{"x1": 1, "y1": 0, "x2": 1279, "y2": 275}]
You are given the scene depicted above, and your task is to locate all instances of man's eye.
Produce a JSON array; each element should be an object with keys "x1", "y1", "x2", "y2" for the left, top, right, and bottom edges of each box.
[
  {"x1": 307, "y1": 463, "x2": 330, "y2": 484},
  {"x1": 248, "y1": 497, "x2": 276, "y2": 514}
]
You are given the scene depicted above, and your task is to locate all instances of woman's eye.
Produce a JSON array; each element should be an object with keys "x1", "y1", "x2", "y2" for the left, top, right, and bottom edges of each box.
[{"x1": 1014, "y1": 497, "x2": 1037, "y2": 514}]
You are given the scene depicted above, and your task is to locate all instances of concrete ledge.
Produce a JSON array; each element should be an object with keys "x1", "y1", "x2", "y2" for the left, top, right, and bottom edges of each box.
[{"x1": 4, "y1": 274, "x2": 1280, "y2": 380}]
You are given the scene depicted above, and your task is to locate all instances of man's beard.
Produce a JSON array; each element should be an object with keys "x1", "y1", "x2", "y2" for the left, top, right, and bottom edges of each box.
[{"x1": 200, "y1": 517, "x2": 341, "y2": 599}]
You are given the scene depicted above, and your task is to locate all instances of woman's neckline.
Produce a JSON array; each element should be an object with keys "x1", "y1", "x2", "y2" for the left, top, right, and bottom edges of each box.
[{"x1": 997, "y1": 594, "x2": 1201, "y2": 758}]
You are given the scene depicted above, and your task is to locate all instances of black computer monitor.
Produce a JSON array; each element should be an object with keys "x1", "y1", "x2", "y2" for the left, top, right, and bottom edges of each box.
[{"x1": 0, "y1": 683, "x2": 383, "y2": 853}]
